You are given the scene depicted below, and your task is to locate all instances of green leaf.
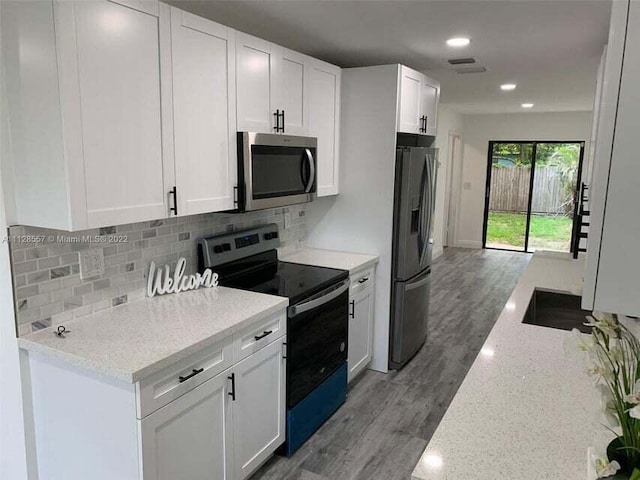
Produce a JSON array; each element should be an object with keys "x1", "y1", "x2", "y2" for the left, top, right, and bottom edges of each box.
[{"x1": 630, "y1": 468, "x2": 640, "y2": 480}]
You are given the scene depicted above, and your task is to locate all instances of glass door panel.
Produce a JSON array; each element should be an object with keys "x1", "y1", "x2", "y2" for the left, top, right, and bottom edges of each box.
[
  {"x1": 484, "y1": 143, "x2": 533, "y2": 251},
  {"x1": 528, "y1": 143, "x2": 582, "y2": 252}
]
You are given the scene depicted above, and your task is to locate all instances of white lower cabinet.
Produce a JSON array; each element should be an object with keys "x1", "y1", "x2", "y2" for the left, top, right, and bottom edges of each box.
[
  {"x1": 348, "y1": 268, "x2": 375, "y2": 383},
  {"x1": 141, "y1": 335, "x2": 286, "y2": 480},
  {"x1": 140, "y1": 369, "x2": 234, "y2": 480},
  {"x1": 232, "y1": 337, "x2": 286, "y2": 479}
]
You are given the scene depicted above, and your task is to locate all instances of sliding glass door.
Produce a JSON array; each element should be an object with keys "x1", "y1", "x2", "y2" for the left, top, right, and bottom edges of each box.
[{"x1": 483, "y1": 141, "x2": 584, "y2": 253}]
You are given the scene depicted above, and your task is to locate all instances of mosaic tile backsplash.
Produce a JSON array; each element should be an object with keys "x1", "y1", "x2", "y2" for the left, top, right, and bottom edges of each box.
[{"x1": 9, "y1": 205, "x2": 307, "y2": 336}]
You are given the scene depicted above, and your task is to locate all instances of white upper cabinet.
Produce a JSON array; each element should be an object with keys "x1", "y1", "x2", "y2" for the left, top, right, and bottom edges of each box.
[
  {"x1": 236, "y1": 32, "x2": 278, "y2": 134},
  {"x1": 309, "y1": 59, "x2": 341, "y2": 197},
  {"x1": 421, "y1": 74, "x2": 440, "y2": 136},
  {"x1": 170, "y1": 7, "x2": 237, "y2": 215},
  {"x1": 398, "y1": 66, "x2": 423, "y2": 134},
  {"x1": 274, "y1": 47, "x2": 309, "y2": 135},
  {"x1": 4, "y1": 0, "x2": 173, "y2": 230},
  {"x1": 397, "y1": 66, "x2": 440, "y2": 136}
]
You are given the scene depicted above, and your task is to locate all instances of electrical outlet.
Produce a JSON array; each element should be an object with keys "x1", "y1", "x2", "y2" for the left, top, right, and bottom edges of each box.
[
  {"x1": 80, "y1": 247, "x2": 105, "y2": 279},
  {"x1": 284, "y1": 212, "x2": 293, "y2": 230}
]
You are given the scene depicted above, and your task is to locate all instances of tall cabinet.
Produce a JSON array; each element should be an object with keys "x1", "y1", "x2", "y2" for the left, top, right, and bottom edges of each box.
[
  {"x1": 306, "y1": 64, "x2": 440, "y2": 373},
  {"x1": 583, "y1": 0, "x2": 640, "y2": 317}
]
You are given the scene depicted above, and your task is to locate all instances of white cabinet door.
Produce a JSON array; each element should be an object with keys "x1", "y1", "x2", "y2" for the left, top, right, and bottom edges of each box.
[
  {"x1": 55, "y1": 0, "x2": 172, "y2": 228},
  {"x1": 140, "y1": 368, "x2": 234, "y2": 480},
  {"x1": 274, "y1": 47, "x2": 309, "y2": 135},
  {"x1": 232, "y1": 336, "x2": 286, "y2": 480},
  {"x1": 170, "y1": 8, "x2": 237, "y2": 215},
  {"x1": 348, "y1": 287, "x2": 374, "y2": 383},
  {"x1": 397, "y1": 66, "x2": 422, "y2": 134},
  {"x1": 309, "y1": 59, "x2": 341, "y2": 197},
  {"x1": 236, "y1": 32, "x2": 278, "y2": 134},
  {"x1": 421, "y1": 75, "x2": 440, "y2": 136}
]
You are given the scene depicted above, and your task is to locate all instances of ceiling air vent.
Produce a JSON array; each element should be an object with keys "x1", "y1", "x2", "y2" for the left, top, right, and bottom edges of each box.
[
  {"x1": 448, "y1": 58, "x2": 476, "y2": 65},
  {"x1": 455, "y1": 66, "x2": 487, "y2": 74}
]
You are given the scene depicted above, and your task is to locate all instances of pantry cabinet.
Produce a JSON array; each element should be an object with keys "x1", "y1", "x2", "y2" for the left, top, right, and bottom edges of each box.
[
  {"x1": 170, "y1": 8, "x2": 237, "y2": 215},
  {"x1": 397, "y1": 66, "x2": 440, "y2": 136},
  {"x1": 309, "y1": 59, "x2": 341, "y2": 197},
  {"x1": 3, "y1": 0, "x2": 174, "y2": 230}
]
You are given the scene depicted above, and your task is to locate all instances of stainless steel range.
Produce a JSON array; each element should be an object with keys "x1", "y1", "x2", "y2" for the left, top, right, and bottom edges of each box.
[{"x1": 198, "y1": 224, "x2": 348, "y2": 455}]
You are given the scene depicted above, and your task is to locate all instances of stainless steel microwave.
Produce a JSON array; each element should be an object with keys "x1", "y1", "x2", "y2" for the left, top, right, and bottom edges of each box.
[{"x1": 235, "y1": 132, "x2": 317, "y2": 212}]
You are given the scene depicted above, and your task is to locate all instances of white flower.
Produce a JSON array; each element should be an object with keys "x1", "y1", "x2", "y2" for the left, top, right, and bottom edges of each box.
[
  {"x1": 564, "y1": 328, "x2": 594, "y2": 359},
  {"x1": 594, "y1": 457, "x2": 621, "y2": 478},
  {"x1": 585, "y1": 313, "x2": 618, "y2": 336},
  {"x1": 629, "y1": 405, "x2": 640, "y2": 419},
  {"x1": 624, "y1": 380, "x2": 640, "y2": 404}
]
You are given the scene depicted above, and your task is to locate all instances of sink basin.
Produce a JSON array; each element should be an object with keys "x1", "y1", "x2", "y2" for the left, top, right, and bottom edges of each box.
[{"x1": 522, "y1": 289, "x2": 592, "y2": 334}]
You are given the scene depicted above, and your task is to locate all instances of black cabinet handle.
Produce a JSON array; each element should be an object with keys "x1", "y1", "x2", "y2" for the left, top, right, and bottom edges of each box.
[
  {"x1": 254, "y1": 330, "x2": 273, "y2": 341},
  {"x1": 281, "y1": 110, "x2": 285, "y2": 133},
  {"x1": 169, "y1": 186, "x2": 178, "y2": 216},
  {"x1": 282, "y1": 342, "x2": 287, "y2": 360},
  {"x1": 349, "y1": 300, "x2": 355, "y2": 318},
  {"x1": 228, "y1": 373, "x2": 236, "y2": 401},
  {"x1": 274, "y1": 110, "x2": 281, "y2": 132},
  {"x1": 179, "y1": 367, "x2": 203, "y2": 383},
  {"x1": 424, "y1": 115, "x2": 428, "y2": 132},
  {"x1": 358, "y1": 277, "x2": 370, "y2": 284}
]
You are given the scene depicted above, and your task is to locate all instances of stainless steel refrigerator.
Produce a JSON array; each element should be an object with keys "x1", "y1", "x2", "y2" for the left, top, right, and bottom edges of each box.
[{"x1": 389, "y1": 139, "x2": 438, "y2": 370}]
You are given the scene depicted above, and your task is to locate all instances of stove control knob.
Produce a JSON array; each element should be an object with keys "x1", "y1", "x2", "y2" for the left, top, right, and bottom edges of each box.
[
  {"x1": 222, "y1": 243, "x2": 231, "y2": 251},
  {"x1": 213, "y1": 245, "x2": 224, "y2": 254}
]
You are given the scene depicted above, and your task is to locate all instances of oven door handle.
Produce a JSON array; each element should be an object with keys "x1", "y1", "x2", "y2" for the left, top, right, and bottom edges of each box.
[
  {"x1": 304, "y1": 148, "x2": 315, "y2": 193},
  {"x1": 288, "y1": 279, "x2": 349, "y2": 317}
]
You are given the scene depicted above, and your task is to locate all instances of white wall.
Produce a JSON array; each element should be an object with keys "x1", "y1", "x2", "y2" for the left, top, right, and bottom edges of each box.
[
  {"x1": 456, "y1": 111, "x2": 593, "y2": 248},
  {"x1": 432, "y1": 106, "x2": 464, "y2": 258}
]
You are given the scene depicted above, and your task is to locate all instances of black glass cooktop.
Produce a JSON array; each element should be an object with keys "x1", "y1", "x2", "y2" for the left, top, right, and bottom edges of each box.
[{"x1": 217, "y1": 251, "x2": 348, "y2": 305}]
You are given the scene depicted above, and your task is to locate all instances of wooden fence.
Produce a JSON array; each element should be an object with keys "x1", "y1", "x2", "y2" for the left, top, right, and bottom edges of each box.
[{"x1": 489, "y1": 166, "x2": 575, "y2": 215}]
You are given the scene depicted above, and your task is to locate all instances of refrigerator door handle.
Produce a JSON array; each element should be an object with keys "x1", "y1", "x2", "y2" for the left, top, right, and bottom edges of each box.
[
  {"x1": 417, "y1": 158, "x2": 428, "y2": 262},
  {"x1": 419, "y1": 154, "x2": 432, "y2": 265},
  {"x1": 406, "y1": 271, "x2": 431, "y2": 291}
]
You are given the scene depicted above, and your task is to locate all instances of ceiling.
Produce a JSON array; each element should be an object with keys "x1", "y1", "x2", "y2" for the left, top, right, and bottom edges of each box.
[{"x1": 168, "y1": 0, "x2": 612, "y2": 114}]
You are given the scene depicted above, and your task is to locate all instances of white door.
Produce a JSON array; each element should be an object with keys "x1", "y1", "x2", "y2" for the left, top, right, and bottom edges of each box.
[
  {"x1": 233, "y1": 337, "x2": 286, "y2": 480},
  {"x1": 309, "y1": 60, "x2": 341, "y2": 197},
  {"x1": 171, "y1": 8, "x2": 237, "y2": 215},
  {"x1": 56, "y1": 0, "x2": 171, "y2": 228},
  {"x1": 398, "y1": 66, "x2": 422, "y2": 134},
  {"x1": 236, "y1": 32, "x2": 277, "y2": 133},
  {"x1": 421, "y1": 75, "x2": 440, "y2": 136},
  {"x1": 140, "y1": 368, "x2": 234, "y2": 480},
  {"x1": 274, "y1": 47, "x2": 308, "y2": 135},
  {"x1": 348, "y1": 288, "x2": 374, "y2": 382}
]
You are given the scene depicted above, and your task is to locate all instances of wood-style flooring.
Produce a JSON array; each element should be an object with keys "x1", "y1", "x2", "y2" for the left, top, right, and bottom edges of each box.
[{"x1": 252, "y1": 248, "x2": 531, "y2": 480}]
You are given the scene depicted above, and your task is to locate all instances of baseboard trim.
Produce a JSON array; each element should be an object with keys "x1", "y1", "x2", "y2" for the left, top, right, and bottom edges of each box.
[{"x1": 455, "y1": 240, "x2": 483, "y2": 249}]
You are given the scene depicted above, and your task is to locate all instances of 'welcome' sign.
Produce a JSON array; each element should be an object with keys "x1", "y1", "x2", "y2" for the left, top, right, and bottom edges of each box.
[{"x1": 147, "y1": 257, "x2": 218, "y2": 297}]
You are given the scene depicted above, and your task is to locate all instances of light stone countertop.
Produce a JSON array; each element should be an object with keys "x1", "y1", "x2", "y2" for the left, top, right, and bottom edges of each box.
[
  {"x1": 18, "y1": 287, "x2": 288, "y2": 383},
  {"x1": 412, "y1": 252, "x2": 610, "y2": 480},
  {"x1": 281, "y1": 247, "x2": 379, "y2": 274}
]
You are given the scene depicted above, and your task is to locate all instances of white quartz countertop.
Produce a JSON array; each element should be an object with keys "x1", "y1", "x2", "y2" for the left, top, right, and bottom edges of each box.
[
  {"x1": 281, "y1": 248, "x2": 379, "y2": 274},
  {"x1": 18, "y1": 287, "x2": 288, "y2": 383},
  {"x1": 412, "y1": 252, "x2": 610, "y2": 480}
]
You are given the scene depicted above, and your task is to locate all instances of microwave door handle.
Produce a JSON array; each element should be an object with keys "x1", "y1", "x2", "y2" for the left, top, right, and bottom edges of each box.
[{"x1": 304, "y1": 148, "x2": 315, "y2": 193}]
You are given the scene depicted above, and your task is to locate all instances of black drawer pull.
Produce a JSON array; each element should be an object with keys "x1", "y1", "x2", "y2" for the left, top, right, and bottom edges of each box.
[
  {"x1": 358, "y1": 277, "x2": 370, "y2": 284},
  {"x1": 254, "y1": 330, "x2": 273, "y2": 341},
  {"x1": 349, "y1": 300, "x2": 355, "y2": 318},
  {"x1": 228, "y1": 373, "x2": 236, "y2": 401},
  {"x1": 179, "y1": 368, "x2": 204, "y2": 383}
]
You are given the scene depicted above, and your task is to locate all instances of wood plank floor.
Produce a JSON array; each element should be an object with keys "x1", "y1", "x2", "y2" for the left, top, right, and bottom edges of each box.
[{"x1": 252, "y1": 248, "x2": 531, "y2": 480}]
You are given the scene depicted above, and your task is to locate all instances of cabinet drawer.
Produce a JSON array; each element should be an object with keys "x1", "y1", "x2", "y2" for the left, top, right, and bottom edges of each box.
[
  {"x1": 137, "y1": 335, "x2": 233, "y2": 418},
  {"x1": 233, "y1": 311, "x2": 286, "y2": 363},
  {"x1": 350, "y1": 267, "x2": 375, "y2": 295}
]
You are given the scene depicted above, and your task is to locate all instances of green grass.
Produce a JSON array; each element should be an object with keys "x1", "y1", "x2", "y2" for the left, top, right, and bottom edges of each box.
[{"x1": 486, "y1": 212, "x2": 573, "y2": 251}]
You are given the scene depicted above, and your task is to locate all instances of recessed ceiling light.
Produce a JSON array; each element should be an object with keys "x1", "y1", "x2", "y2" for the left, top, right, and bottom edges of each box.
[
  {"x1": 446, "y1": 37, "x2": 470, "y2": 47},
  {"x1": 500, "y1": 83, "x2": 517, "y2": 91},
  {"x1": 521, "y1": 103, "x2": 534, "y2": 108}
]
